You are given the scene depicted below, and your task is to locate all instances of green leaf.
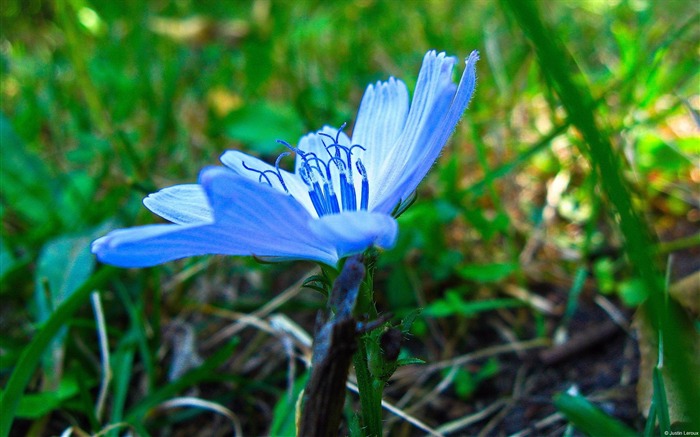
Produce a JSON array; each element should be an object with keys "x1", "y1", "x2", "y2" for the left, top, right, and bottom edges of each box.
[
  {"x1": 448, "y1": 358, "x2": 500, "y2": 400},
  {"x1": 225, "y1": 102, "x2": 304, "y2": 155},
  {"x1": 457, "y1": 262, "x2": 518, "y2": 283},
  {"x1": 12, "y1": 376, "x2": 79, "y2": 419},
  {"x1": 33, "y1": 222, "x2": 114, "y2": 387},
  {"x1": 33, "y1": 228, "x2": 103, "y2": 324},
  {"x1": 554, "y1": 392, "x2": 637, "y2": 437},
  {"x1": 425, "y1": 291, "x2": 525, "y2": 318},
  {"x1": 0, "y1": 267, "x2": 116, "y2": 437},
  {"x1": 395, "y1": 357, "x2": 424, "y2": 367},
  {"x1": 270, "y1": 371, "x2": 308, "y2": 437},
  {"x1": 303, "y1": 274, "x2": 332, "y2": 296},
  {"x1": 593, "y1": 258, "x2": 616, "y2": 294},
  {"x1": 452, "y1": 368, "x2": 476, "y2": 398},
  {"x1": 400, "y1": 309, "x2": 422, "y2": 334}
]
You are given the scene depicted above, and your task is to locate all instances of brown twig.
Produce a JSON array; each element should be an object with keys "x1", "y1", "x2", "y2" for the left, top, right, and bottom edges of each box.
[{"x1": 299, "y1": 257, "x2": 365, "y2": 437}]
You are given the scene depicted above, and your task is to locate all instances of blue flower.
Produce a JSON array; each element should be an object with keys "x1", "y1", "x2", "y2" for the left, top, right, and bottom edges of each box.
[{"x1": 92, "y1": 50, "x2": 479, "y2": 268}]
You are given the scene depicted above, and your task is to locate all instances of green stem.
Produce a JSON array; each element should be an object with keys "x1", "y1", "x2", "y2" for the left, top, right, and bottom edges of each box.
[
  {"x1": 351, "y1": 258, "x2": 383, "y2": 436},
  {"x1": 352, "y1": 336, "x2": 383, "y2": 437}
]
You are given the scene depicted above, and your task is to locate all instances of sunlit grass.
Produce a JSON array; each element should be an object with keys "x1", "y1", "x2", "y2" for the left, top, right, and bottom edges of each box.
[{"x1": 1, "y1": 0, "x2": 698, "y2": 435}]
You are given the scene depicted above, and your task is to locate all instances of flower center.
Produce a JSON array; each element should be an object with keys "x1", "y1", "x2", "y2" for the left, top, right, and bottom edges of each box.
[{"x1": 244, "y1": 124, "x2": 369, "y2": 217}]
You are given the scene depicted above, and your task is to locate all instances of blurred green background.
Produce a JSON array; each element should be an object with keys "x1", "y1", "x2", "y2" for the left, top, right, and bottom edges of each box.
[{"x1": 1, "y1": 0, "x2": 698, "y2": 436}]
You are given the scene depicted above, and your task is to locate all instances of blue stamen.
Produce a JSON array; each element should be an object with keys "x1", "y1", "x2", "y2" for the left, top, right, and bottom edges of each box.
[
  {"x1": 356, "y1": 160, "x2": 369, "y2": 211},
  {"x1": 350, "y1": 144, "x2": 366, "y2": 153},
  {"x1": 242, "y1": 152, "x2": 292, "y2": 193},
  {"x1": 324, "y1": 183, "x2": 341, "y2": 214},
  {"x1": 273, "y1": 152, "x2": 291, "y2": 193},
  {"x1": 309, "y1": 189, "x2": 327, "y2": 216},
  {"x1": 319, "y1": 122, "x2": 347, "y2": 145},
  {"x1": 242, "y1": 161, "x2": 274, "y2": 187},
  {"x1": 250, "y1": 126, "x2": 370, "y2": 216},
  {"x1": 301, "y1": 165, "x2": 327, "y2": 216},
  {"x1": 303, "y1": 154, "x2": 328, "y2": 179},
  {"x1": 277, "y1": 139, "x2": 302, "y2": 155},
  {"x1": 339, "y1": 172, "x2": 357, "y2": 211}
]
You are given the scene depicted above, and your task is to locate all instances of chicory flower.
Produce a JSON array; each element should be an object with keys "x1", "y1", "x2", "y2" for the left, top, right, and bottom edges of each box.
[{"x1": 92, "y1": 50, "x2": 479, "y2": 267}]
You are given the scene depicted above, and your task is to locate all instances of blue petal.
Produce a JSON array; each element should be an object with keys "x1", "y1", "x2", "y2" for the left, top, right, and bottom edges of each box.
[
  {"x1": 93, "y1": 168, "x2": 339, "y2": 267},
  {"x1": 369, "y1": 51, "x2": 458, "y2": 211},
  {"x1": 93, "y1": 167, "x2": 399, "y2": 268},
  {"x1": 220, "y1": 149, "x2": 313, "y2": 213},
  {"x1": 143, "y1": 184, "x2": 213, "y2": 225},
  {"x1": 373, "y1": 51, "x2": 479, "y2": 214},
  {"x1": 92, "y1": 223, "x2": 233, "y2": 267},
  {"x1": 351, "y1": 78, "x2": 410, "y2": 185},
  {"x1": 308, "y1": 211, "x2": 398, "y2": 259}
]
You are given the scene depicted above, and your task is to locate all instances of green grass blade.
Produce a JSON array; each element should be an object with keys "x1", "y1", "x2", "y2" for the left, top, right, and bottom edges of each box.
[
  {"x1": 644, "y1": 400, "x2": 657, "y2": 437},
  {"x1": 0, "y1": 266, "x2": 116, "y2": 437},
  {"x1": 502, "y1": 0, "x2": 700, "y2": 427},
  {"x1": 653, "y1": 366, "x2": 671, "y2": 433},
  {"x1": 554, "y1": 392, "x2": 637, "y2": 437}
]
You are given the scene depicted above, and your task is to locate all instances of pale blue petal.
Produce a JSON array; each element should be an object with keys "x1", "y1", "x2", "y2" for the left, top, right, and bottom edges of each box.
[
  {"x1": 308, "y1": 211, "x2": 398, "y2": 259},
  {"x1": 373, "y1": 51, "x2": 479, "y2": 213},
  {"x1": 351, "y1": 78, "x2": 409, "y2": 185},
  {"x1": 92, "y1": 223, "x2": 235, "y2": 267},
  {"x1": 369, "y1": 51, "x2": 458, "y2": 210},
  {"x1": 143, "y1": 184, "x2": 213, "y2": 225},
  {"x1": 220, "y1": 150, "x2": 313, "y2": 213},
  {"x1": 92, "y1": 168, "x2": 341, "y2": 267},
  {"x1": 199, "y1": 167, "x2": 339, "y2": 260}
]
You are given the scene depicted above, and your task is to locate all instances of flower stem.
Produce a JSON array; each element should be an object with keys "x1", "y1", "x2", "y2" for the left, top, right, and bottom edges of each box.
[
  {"x1": 352, "y1": 259, "x2": 384, "y2": 437},
  {"x1": 352, "y1": 336, "x2": 383, "y2": 437}
]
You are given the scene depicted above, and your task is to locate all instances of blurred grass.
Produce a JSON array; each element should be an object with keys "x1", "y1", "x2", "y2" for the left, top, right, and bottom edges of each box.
[
  {"x1": 502, "y1": 0, "x2": 700, "y2": 427},
  {"x1": 1, "y1": 0, "x2": 699, "y2": 435}
]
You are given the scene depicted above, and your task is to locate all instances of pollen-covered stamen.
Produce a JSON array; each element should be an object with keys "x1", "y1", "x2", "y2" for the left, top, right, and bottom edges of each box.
[
  {"x1": 273, "y1": 126, "x2": 369, "y2": 216},
  {"x1": 356, "y1": 160, "x2": 369, "y2": 211},
  {"x1": 303, "y1": 154, "x2": 328, "y2": 180},
  {"x1": 325, "y1": 180, "x2": 341, "y2": 214},
  {"x1": 324, "y1": 143, "x2": 355, "y2": 178},
  {"x1": 329, "y1": 157, "x2": 357, "y2": 212},
  {"x1": 299, "y1": 157, "x2": 341, "y2": 217},
  {"x1": 300, "y1": 164, "x2": 327, "y2": 216}
]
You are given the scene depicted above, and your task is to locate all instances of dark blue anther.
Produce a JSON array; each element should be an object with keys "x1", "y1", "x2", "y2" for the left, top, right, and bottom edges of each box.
[
  {"x1": 309, "y1": 190, "x2": 327, "y2": 216},
  {"x1": 301, "y1": 166, "x2": 327, "y2": 216},
  {"x1": 325, "y1": 184, "x2": 341, "y2": 214},
  {"x1": 339, "y1": 173, "x2": 357, "y2": 211},
  {"x1": 275, "y1": 127, "x2": 370, "y2": 216},
  {"x1": 356, "y1": 160, "x2": 369, "y2": 211}
]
